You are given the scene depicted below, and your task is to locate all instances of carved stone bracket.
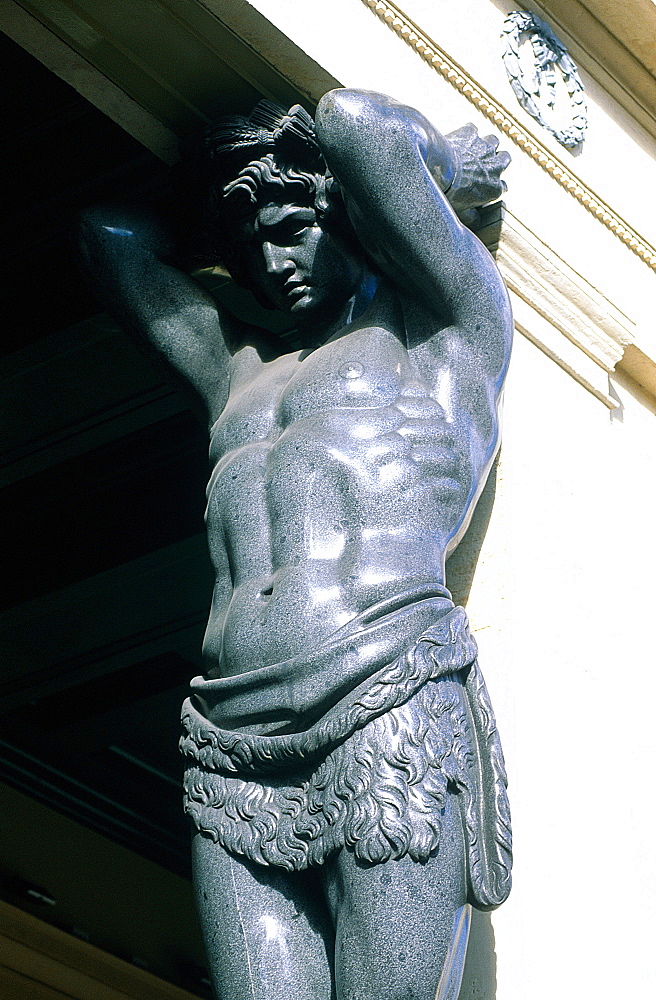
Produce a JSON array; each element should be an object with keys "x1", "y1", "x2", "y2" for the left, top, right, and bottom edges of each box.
[{"x1": 497, "y1": 210, "x2": 635, "y2": 407}]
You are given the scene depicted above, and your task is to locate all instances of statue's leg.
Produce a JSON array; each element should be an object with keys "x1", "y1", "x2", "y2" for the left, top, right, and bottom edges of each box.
[
  {"x1": 192, "y1": 832, "x2": 336, "y2": 1000},
  {"x1": 320, "y1": 794, "x2": 468, "y2": 1000}
]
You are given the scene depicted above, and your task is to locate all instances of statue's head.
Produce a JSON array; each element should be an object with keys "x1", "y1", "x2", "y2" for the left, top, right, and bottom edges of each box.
[{"x1": 184, "y1": 101, "x2": 369, "y2": 330}]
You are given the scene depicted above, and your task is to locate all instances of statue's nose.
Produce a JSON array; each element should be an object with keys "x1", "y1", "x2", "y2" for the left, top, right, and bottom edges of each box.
[{"x1": 262, "y1": 242, "x2": 292, "y2": 275}]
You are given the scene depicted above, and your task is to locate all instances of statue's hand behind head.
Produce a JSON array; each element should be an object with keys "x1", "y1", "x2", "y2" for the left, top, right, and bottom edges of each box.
[{"x1": 445, "y1": 124, "x2": 510, "y2": 224}]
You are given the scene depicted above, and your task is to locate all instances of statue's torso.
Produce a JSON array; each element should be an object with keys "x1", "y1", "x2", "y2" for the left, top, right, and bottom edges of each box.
[{"x1": 203, "y1": 296, "x2": 467, "y2": 676}]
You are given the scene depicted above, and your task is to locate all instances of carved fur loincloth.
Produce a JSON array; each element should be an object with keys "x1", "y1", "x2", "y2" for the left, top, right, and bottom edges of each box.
[{"x1": 180, "y1": 597, "x2": 512, "y2": 909}]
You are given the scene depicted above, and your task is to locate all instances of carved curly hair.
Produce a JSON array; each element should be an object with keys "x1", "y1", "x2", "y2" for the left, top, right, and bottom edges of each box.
[{"x1": 178, "y1": 100, "x2": 353, "y2": 272}]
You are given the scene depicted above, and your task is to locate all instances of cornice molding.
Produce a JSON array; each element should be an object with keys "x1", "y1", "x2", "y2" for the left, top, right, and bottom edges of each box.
[
  {"x1": 360, "y1": 0, "x2": 656, "y2": 273},
  {"x1": 496, "y1": 211, "x2": 636, "y2": 408},
  {"x1": 498, "y1": 211, "x2": 635, "y2": 369},
  {"x1": 535, "y1": 0, "x2": 656, "y2": 119}
]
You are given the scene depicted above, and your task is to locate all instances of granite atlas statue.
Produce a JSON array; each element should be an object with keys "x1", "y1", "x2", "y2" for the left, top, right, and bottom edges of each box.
[{"x1": 79, "y1": 88, "x2": 513, "y2": 1000}]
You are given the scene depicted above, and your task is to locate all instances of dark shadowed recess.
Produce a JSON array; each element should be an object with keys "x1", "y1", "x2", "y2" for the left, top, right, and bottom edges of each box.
[{"x1": 0, "y1": 31, "x2": 210, "y2": 883}]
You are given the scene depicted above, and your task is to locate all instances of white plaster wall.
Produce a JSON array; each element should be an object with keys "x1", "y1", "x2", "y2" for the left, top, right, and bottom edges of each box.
[{"x1": 461, "y1": 334, "x2": 656, "y2": 999}]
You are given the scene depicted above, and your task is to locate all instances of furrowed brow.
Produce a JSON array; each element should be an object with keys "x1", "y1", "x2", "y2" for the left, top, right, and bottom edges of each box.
[{"x1": 256, "y1": 205, "x2": 316, "y2": 228}]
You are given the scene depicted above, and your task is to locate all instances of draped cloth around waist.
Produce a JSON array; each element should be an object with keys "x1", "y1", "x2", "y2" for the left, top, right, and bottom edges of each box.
[{"x1": 180, "y1": 591, "x2": 512, "y2": 909}]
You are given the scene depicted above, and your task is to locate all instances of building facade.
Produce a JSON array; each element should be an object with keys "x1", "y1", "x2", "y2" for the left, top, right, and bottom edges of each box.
[{"x1": 1, "y1": 2, "x2": 655, "y2": 998}]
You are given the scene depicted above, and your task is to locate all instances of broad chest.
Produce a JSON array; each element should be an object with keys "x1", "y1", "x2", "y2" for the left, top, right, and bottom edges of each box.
[{"x1": 210, "y1": 327, "x2": 428, "y2": 462}]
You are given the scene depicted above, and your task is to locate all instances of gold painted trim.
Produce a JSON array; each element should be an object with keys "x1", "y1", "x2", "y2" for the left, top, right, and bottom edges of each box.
[{"x1": 360, "y1": 0, "x2": 656, "y2": 272}]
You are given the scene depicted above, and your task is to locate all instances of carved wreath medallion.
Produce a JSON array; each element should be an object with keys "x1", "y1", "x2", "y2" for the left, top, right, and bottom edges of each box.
[{"x1": 502, "y1": 11, "x2": 587, "y2": 148}]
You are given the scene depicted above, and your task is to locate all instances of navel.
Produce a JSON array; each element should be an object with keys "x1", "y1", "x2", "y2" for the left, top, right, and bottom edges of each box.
[{"x1": 339, "y1": 361, "x2": 364, "y2": 379}]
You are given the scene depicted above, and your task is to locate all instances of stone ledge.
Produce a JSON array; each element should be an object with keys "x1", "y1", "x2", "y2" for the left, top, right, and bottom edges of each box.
[
  {"x1": 496, "y1": 210, "x2": 639, "y2": 408},
  {"x1": 617, "y1": 341, "x2": 656, "y2": 401},
  {"x1": 0, "y1": 900, "x2": 200, "y2": 1000}
]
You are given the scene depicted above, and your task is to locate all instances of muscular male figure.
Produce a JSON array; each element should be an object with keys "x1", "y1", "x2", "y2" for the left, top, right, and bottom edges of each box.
[{"x1": 80, "y1": 89, "x2": 513, "y2": 1000}]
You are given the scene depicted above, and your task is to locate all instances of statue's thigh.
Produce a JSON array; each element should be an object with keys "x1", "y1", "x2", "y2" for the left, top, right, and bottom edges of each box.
[
  {"x1": 192, "y1": 833, "x2": 336, "y2": 1000},
  {"x1": 320, "y1": 795, "x2": 468, "y2": 1000}
]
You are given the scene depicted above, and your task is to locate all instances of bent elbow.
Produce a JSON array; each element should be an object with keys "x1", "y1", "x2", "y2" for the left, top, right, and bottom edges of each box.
[
  {"x1": 316, "y1": 89, "x2": 413, "y2": 183},
  {"x1": 317, "y1": 88, "x2": 366, "y2": 122},
  {"x1": 316, "y1": 89, "x2": 397, "y2": 149},
  {"x1": 316, "y1": 89, "x2": 367, "y2": 151}
]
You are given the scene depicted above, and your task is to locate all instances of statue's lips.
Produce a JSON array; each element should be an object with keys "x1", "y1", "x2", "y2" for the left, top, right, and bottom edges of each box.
[
  {"x1": 284, "y1": 282, "x2": 310, "y2": 300},
  {"x1": 284, "y1": 284, "x2": 314, "y2": 312}
]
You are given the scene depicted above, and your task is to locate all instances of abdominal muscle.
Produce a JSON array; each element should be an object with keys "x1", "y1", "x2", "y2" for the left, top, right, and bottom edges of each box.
[{"x1": 202, "y1": 394, "x2": 467, "y2": 678}]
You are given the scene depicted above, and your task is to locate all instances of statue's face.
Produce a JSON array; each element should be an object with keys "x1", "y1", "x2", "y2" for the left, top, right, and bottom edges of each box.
[{"x1": 229, "y1": 199, "x2": 364, "y2": 330}]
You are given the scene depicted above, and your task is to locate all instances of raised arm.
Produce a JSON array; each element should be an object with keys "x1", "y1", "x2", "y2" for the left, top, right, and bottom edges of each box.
[
  {"x1": 315, "y1": 89, "x2": 511, "y2": 347},
  {"x1": 78, "y1": 204, "x2": 235, "y2": 422},
  {"x1": 316, "y1": 90, "x2": 513, "y2": 547}
]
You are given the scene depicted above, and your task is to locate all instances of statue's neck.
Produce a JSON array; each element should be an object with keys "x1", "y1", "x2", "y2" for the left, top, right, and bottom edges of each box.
[{"x1": 297, "y1": 268, "x2": 379, "y2": 350}]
